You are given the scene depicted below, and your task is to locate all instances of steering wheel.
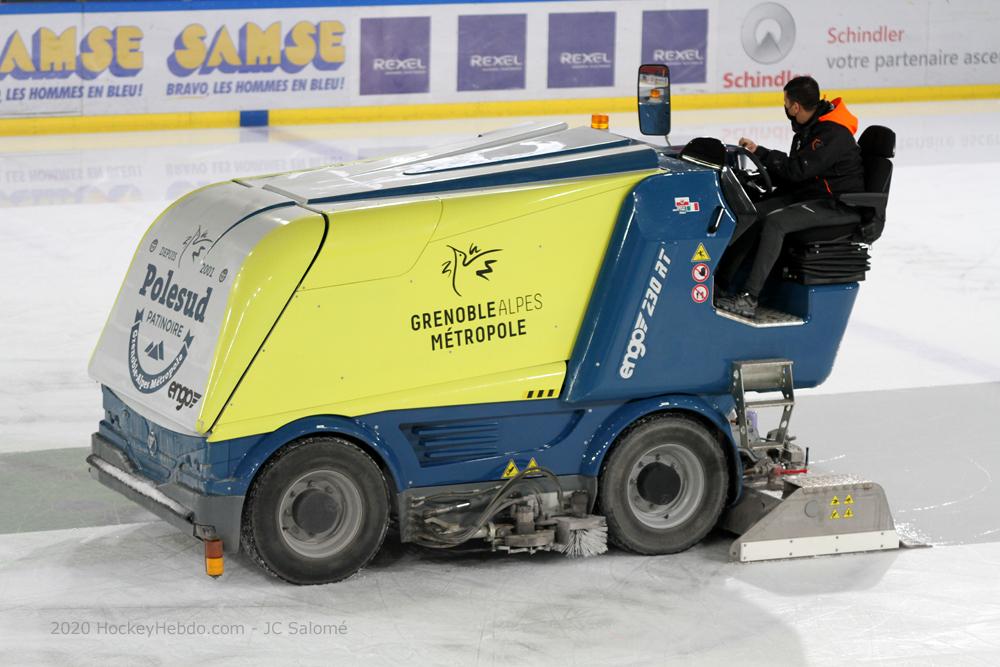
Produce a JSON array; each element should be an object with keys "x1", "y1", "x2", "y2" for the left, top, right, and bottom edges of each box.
[{"x1": 730, "y1": 145, "x2": 773, "y2": 196}]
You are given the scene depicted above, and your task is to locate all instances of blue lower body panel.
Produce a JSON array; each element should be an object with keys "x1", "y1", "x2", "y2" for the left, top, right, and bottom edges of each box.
[{"x1": 94, "y1": 384, "x2": 743, "y2": 550}]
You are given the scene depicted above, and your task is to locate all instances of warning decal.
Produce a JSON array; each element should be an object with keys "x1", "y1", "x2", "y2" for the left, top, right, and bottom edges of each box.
[
  {"x1": 830, "y1": 509, "x2": 841, "y2": 520},
  {"x1": 691, "y1": 243, "x2": 711, "y2": 262},
  {"x1": 844, "y1": 508, "x2": 854, "y2": 519},
  {"x1": 830, "y1": 496, "x2": 840, "y2": 506},
  {"x1": 692, "y1": 263, "x2": 710, "y2": 283},
  {"x1": 845, "y1": 495, "x2": 854, "y2": 504},
  {"x1": 502, "y1": 460, "x2": 520, "y2": 479},
  {"x1": 525, "y1": 457, "x2": 539, "y2": 471},
  {"x1": 691, "y1": 284, "x2": 709, "y2": 304}
]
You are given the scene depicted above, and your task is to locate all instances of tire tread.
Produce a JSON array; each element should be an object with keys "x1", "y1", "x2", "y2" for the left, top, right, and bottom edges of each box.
[
  {"x1": 239, "y1": 435, "x2": 390, "y2": 585},
  {"x1": 598, "y1": 414, "x2": 729, "y2": 556}
]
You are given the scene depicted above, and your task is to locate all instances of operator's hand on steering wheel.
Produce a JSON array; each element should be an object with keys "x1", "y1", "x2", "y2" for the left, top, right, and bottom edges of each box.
[{"x1": 730, "y1": 142, "x2": 773, "y2": 196}]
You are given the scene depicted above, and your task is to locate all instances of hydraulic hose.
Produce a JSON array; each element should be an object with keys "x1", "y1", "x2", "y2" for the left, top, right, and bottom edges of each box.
[{"x1": 414, "y1": 466, "x2": 565, "y2": 548}]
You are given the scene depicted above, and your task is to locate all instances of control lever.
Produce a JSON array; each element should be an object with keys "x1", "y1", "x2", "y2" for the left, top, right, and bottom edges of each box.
[{"x1": 707, "y1": 205, "x2": 724, "y2": 234}]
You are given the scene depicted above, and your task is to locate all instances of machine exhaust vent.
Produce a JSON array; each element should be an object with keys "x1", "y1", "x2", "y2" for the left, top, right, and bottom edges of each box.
[{"x1": 404, "y1": 420, "x2": 500, "y2": 466}]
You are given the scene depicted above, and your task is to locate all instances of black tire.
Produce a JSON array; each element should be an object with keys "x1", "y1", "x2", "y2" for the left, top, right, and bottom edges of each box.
[
  {"x1": 240, "y1": 436, "x2": 390, "y2": 585},
  {"x1": 599, "y1": 414, "x2": 728, "y2": 555}
]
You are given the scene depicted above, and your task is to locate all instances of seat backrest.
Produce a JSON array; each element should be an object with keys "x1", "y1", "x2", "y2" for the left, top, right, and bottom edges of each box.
[
  {"x1": 853, "y1": 125, "x2": 895, "y2": 243},
  {"x1": 858, "y1": 125, "x2": 895, "y2": 195},
  {"x1": 858, "y1": 125, "x2": 895, "y2": 159},
  {"x1": 864, "y1": 156, "x2": 893, "y2": 195}
]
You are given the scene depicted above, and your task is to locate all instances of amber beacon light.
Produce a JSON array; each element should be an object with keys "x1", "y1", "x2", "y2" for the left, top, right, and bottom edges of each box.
[{"x1": 591, "y1": 113, "x2": 609, "y2": 130}]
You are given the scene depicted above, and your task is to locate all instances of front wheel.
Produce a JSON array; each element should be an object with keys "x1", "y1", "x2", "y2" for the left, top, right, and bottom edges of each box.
[
  {"x1": 241, "y1": 436, "x2": 390, "y2": 585},
  {"x1": 599, "y1": 414, "x2": 728, "y2": 555}
]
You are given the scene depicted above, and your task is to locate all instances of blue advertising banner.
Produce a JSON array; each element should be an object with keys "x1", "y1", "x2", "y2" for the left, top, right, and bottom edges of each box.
[
  {"x1": 360, "y1": 16, "x2": 430, "y2": 95},
  {"x1": 547, "y1": 12, "x2": 615, "y2": 89},
  {"x1": 457, "y1": 14, "x2": 526, "y2": 92},
  {"x1": 641, "y1": 9, "x2": 708, "y2": 84}
]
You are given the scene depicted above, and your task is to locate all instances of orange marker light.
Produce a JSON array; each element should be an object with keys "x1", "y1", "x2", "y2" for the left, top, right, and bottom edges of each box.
[
  {"x1": 204, "y1": 539, "x2": 224, "y2": 578},
  {"x1": 591, "y1": 113, "x2": 609, "y2": 130},
  {"x1": 649, "y1": 88, "x2": 662, "y2": 99}
]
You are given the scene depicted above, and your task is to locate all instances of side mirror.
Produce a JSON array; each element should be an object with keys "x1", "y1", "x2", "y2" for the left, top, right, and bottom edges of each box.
[{"x1": 637, "y1": 64, "x2": 670, "y2": 137}]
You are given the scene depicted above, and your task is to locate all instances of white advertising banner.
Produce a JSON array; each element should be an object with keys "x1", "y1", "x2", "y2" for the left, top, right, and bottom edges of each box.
[
  {"x1": 0, "y1": 0, "x2": 997, "y2": 120},
  {"x1": 712, "y1": 0, "x2": 1000, "y2": 93}
]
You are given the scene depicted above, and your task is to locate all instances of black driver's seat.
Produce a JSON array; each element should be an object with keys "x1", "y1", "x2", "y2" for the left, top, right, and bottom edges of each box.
[{"x1": 782, "y1": 125, "x2": 895, "y2": 285}]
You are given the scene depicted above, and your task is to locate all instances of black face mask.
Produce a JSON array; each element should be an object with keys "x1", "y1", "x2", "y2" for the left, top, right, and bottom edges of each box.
[{"x1": 786, "y1": 104, "x2": 808, "y2": 133}]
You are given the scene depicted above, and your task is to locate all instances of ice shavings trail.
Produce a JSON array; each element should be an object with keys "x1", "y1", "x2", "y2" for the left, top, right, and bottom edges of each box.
[{"x1": 89, "y1": 456, "x2": 191, "y2": 518}]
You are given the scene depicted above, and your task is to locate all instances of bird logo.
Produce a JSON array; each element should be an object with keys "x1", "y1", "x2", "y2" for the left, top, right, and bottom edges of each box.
[
  {"x1": 180, "y1": 226, "x2": 213, "y2": 264},
  {"x1": 441, "y1": 243, "x2": 502, "y2": 296}
]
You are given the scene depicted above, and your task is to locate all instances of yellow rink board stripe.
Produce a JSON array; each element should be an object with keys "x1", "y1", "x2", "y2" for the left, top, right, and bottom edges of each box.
[
  {"x1": 0, "y1": 110, "x2": 239, "y2": 136},
  {"x1": 1, "y1": 84, "x2": 998, "y2": 137}
]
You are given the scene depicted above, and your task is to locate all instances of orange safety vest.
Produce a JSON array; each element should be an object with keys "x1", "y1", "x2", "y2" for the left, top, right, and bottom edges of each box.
[
  {"x1": 818, "y1": 97, "x2": 858, "y2": 135},
  {"x1": 815, "y1": 97, "x2": 859, "y2": 194}
]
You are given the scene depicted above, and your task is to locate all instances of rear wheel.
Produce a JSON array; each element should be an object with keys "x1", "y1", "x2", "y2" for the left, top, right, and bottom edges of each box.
[
  {"x1": 599, "y1": 414, "x2": 728, "y2": 554},
  {"x1": 241, "y1": 436, "x2": 390, "y2": 585}
]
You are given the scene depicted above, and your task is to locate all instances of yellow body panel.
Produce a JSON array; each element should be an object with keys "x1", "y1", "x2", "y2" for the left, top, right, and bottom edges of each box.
[
  {"x1": 301, "y1": 199, "x2": 442, "y2": 289},
  {"x1": 210, "y1": 362, "x2": 566, "y2": 442},
  {"x1": 430, "y1": 178, "x2": 635, "y2": 241},
  {"x1": 209, "y1": 171, "x2": 654, "y2": 441},
  {"x1": 198, "y1": 214, "x2": 326, "y2": 433}
]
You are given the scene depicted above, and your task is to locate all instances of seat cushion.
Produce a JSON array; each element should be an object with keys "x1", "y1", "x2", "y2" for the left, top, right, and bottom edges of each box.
[{"x1": 787, "y1": 222, "x2": 860, "y2": 245}]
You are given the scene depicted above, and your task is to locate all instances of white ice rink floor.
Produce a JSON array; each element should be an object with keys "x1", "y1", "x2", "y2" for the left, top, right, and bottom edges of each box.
[{"x1": 1, "y1": 100, "x2": 999, "y2": 665}]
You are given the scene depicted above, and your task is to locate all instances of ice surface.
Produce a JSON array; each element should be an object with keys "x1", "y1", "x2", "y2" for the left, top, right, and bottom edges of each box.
[{"x1": 1, "y1": 522, "x2": 999, "y2": 666}]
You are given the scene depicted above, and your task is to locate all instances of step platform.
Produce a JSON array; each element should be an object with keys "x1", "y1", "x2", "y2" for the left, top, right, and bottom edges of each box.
[{"x1": 713, "y1": 296, "x2": 805, "y2": 327}]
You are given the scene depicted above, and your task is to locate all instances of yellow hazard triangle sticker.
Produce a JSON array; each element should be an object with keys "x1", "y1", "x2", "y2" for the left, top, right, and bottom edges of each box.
[
  {"x1": 830, "y1": 496, "x2": 840, "y2": 506},
  {"x1": 691, "y1": 243, "x2": 711, "y2": 262},
  {"x1": 830, "y1": 509, "x2": 841, "y2": 520},
  {"x1": 502, "y1": 460, "x2": 520, "y2": 479},
  {"x1": 525, "y1": 457, "x2": 539, "y2": 471},
  {"x1": 845, "y1": 495, "x2": 854, "y2": 504},
  {"x1": 844, "y1": 508, "x2": 854, "y2": 519}
]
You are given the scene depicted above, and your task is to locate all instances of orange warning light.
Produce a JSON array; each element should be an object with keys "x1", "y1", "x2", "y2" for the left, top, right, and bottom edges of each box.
[
  {"x1": 591, "y1": 113, "x2": 609, "y2": 130},
  {"x1": 204, "y1": 538, "x2": 224, "y2": 578},
  {"x1": 649, "y1": 88, "x2": 662, "y2": 99}
]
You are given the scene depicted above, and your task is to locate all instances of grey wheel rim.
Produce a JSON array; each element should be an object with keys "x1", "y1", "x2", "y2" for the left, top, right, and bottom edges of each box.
[
  {"x1": 627, "y1": 442, "x2": 706, "y2": 530},
  {"x1": 277, "y1": 469, "x2": 364, "y2": 559}
]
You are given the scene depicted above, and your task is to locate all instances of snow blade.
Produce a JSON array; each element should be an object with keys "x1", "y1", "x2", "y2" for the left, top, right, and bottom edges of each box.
[{"x1": 722, "y1": 474, "x2": 902, "y2": 562}]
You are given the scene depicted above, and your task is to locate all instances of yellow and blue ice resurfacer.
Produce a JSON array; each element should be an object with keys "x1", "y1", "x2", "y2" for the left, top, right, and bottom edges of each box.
[{"x1": 87, "y1": 65, "x2": 906, "y2": 584}]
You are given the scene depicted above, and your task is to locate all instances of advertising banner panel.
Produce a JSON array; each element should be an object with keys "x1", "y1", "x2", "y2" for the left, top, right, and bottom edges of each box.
[
  {"x1": 714, "y1": 0, "x2": 1000, "y2": 93},
  {"x1": 0, "y1": 0, "x2": 996, "y2": 122},
  {"x1": 641, "y1": 10, "x2": 708, "y2": 85},
  {"x1": 360, "y1": 16, "x2": 431, "y2": 96},
  {"x1": 457, "y1": 14, "x2": 526, "y2": 92},
  {"x1": 546, "y1": 12, "x2": 616, "y2": 89}
]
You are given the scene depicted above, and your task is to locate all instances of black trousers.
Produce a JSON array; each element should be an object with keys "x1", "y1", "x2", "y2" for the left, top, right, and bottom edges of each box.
[{"x1": 720, "y1": 194, "x2": 860, "y2": 298}]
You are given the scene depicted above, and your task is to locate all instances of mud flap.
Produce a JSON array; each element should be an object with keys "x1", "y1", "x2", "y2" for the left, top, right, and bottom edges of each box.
[{"x1": 722, "y1": 474, "x2": 901, "y2": 562}]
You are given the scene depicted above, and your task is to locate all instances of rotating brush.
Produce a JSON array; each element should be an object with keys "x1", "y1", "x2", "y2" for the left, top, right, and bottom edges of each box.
[{"x1": 554, "y1": 515, "x2": 609, "y2": 558}]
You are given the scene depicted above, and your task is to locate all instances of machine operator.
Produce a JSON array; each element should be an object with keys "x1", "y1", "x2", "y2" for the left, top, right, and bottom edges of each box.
[{"x1": 717, "y1": 76, "x2": 864, "y2": 318}]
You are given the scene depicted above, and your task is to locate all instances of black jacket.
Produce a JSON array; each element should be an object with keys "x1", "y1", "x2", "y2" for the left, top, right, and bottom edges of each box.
[{"x1": 754, "y1": 98, "x2": 864, "y2": 199}]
